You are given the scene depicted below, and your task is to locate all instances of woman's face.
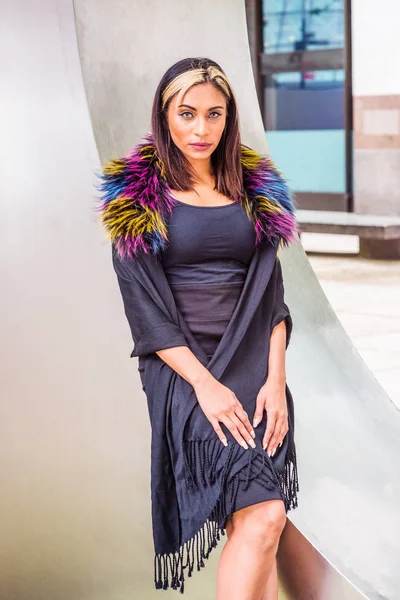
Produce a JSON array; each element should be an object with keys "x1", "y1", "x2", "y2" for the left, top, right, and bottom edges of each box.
[{"x1": 166, "y1": 82, "x2": 227, "y2": 163}]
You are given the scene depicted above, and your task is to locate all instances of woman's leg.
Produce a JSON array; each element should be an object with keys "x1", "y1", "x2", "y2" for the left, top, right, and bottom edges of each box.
[
  {"x1": 260, "y1": 558, "x2": 278, "y2": 600},
  {"x1": 224, "y1": 514, "x2": 279, "y2": 600},
  {"x1": 216, "y1": 499, "x2": 286, "y2": 600}
]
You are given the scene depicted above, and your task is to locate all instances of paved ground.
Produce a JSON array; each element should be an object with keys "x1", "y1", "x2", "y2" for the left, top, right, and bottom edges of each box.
[
  {"x1": 301, "y1": 232, "x2": 400, "y2": 410},
  {"x1": 277, "y1": 232, "x2": 399, "y2": 599}
]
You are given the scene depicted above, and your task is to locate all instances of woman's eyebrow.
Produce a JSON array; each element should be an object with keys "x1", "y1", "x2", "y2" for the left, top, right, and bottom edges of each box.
[{"x1": 178, "y1": 104, "x2": 225, "y2": 111}]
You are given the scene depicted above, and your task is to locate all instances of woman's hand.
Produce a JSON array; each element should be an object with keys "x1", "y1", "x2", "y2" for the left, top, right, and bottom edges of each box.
[
  {"x1": 193, "y1": 375, "x2": 256, "y2": 450},
  {"x1": 252, "y1": 375, "x2": 288, "y2": 457}
]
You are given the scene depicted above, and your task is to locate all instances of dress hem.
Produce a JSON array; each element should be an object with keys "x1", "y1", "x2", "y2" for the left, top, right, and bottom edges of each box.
[{"x1": 153, "y1": 439, "x2": 299, "y2": 593}]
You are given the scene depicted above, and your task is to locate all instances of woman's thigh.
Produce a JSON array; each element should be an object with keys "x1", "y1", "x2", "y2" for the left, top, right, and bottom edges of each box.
[{"x1": 225, "y1": 498, "x2": 286, "y2": 542}]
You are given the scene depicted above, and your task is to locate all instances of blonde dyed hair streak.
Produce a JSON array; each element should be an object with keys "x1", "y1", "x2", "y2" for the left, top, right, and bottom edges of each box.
[{"x1": 160, "y1": 66, "x2": 233, "y2": 111}]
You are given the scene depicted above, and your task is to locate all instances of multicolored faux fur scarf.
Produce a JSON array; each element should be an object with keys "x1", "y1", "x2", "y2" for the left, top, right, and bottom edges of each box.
[{"x1": 95, "y1": 133, "x2": 299, "y2": 258}]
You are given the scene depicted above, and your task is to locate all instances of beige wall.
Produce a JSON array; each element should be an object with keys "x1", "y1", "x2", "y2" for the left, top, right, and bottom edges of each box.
[{"x1": 352, "y1": 0, "x2": 400, "y2": 214}]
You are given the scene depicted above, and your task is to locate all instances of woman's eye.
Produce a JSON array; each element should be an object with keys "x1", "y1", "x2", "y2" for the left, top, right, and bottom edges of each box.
[{"x1": 179, "y1": 111, "x2": 222, "y2": 118}]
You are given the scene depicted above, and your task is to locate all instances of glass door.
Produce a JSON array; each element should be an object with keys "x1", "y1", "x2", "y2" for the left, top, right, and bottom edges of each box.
[{"x1": 261, "y1": 0, "x2": 352, "y2": 211}]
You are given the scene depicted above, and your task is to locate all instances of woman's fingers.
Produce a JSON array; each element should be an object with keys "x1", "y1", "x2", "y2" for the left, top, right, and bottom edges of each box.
[
  {"x1": 195, "y1": 380, "x2": 257, "y2": 449},
  {"x1": 219, "y1": 414, "x2": 254, "y2": 450},
  {"x1": 208, "y1": 384, "x2": 289, "y2": 454},
  {"x1": 233, "y1": 394, "x2": 256, "y2": 439},
  {"x1": 211, "y1": 419, "x2": 229, "y2": 447},
  {"x1": 263, "y1": 412, "x2": 288, "y2": 455},
  {"x1": 275, "y1": 421, "x2": 289, "y2": 448},
  {"x1": 230, "y1": 413, "x2": 256, "y2": 448},
  {"x1": 262, "y1": 410, "x2": 278, "y2": 454}
]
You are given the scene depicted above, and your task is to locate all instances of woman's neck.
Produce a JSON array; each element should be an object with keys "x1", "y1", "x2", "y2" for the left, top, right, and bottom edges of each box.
[{"x1": 187, "y1": 157, "x2": 214, "y2": 186}]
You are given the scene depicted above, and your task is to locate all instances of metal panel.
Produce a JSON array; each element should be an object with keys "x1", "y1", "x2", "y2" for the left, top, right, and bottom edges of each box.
[{"x1": 1, "y1": 0, "x2": 399, "y2": 598}]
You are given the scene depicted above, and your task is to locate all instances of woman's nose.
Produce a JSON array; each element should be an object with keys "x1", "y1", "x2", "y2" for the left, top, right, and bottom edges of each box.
[{"x1": 194, "y1": 117, "x2": 209, "y2": 135}]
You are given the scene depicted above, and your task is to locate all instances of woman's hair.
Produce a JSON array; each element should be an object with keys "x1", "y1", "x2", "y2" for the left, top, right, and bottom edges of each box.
[{"x1": 150, "y1": 57, "x2": 243, "y2": 202}]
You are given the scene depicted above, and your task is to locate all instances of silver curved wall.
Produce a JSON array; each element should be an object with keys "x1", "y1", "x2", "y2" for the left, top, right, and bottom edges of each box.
[{"x1": 1, "y1": 1, "x2": 399, "y2": 598}]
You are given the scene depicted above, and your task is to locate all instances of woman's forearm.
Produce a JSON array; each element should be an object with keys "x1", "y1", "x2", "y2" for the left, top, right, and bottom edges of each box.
[
  {"x1": 268, "y1": 320, "x2": 287, "y2": 383},
  {"x1": 155, "y1": 345, "x2": 214, "y2": 390},
  {"x1": 156, "y1": 344, "x2": 256, "y2": 448},
  {"x1": 154, "y1": 320, "x2": 286, "y2": 391}
]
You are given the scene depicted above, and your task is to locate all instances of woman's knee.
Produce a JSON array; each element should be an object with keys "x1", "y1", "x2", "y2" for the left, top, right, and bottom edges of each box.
[{"x1": 230, "y1": 499, "x2": 286, "y2": 548}]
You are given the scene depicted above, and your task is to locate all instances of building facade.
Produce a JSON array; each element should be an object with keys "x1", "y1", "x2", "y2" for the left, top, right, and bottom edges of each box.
[{"x1": 247, "y1": 0, "x2": 400, "y2": 216}]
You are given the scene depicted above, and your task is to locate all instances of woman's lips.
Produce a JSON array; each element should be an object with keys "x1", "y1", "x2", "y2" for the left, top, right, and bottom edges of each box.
[{"x1": 190, "y1": 143, "x2": 212, "y2": 151}]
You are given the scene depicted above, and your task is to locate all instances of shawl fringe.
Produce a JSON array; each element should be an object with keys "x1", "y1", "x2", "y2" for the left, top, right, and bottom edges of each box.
[
  {"x1": 96, "y1": 134, "x2": 300, "y2": 259},
  {"x1": 154, "y1": 439, "x2": 299, "y2": 593}
]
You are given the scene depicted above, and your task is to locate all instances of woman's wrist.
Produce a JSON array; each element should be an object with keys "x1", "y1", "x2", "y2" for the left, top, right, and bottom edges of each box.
[
  {"x1": 190, "y1": 367, "x2": 215, "y2": 390},
  {"x1": 156, "y1": 345, "x2": 215, "y2": 390},
  {"x1": 267, "y1": 370, "x2": 286, "y2": 385}
]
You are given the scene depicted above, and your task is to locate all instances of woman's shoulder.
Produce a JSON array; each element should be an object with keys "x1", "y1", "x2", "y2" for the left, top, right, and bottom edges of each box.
[
  {"x1": 95, "y1": 135, "x2": 173, "y2": 259},
  {"x1": 95, "y1": 134, "x2": 301, "y2": 257},
  {"x1": 240, "y1": 142, "x2": 288, "y2": 187},
  {"x1": 96, "y1": 134, "x2": 157, "y2": 193}
]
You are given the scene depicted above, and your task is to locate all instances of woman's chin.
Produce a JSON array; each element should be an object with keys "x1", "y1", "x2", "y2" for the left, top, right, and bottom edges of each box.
[{"x1": 185, "y1": 147, "x2": 215, "y2": 159}]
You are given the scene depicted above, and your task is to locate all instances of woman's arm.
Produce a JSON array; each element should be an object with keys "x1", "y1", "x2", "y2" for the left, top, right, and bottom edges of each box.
[
  {"x1": 156, "y1": 345, "x2": 257, "y2": 450},
  {"x1": 252, "y1": 321, "x2": 288, "y2": 457},
  {"x1": 268, "y1": 320, "x2": 287, "y2": 384},
  {"x1": 111, "y1": 247, "x2": 256, "y2": 449},
  {"x1": 156, "y1": 345, "x2": 212, "y2": 389},
  {"x1": 252, "y1": 256, "x2": 292, "y2": 456}
]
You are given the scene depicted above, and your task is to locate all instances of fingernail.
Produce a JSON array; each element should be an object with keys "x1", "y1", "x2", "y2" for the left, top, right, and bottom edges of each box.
[
  {"x1": 279, "y1": 441, "x2": 283, "y2": 447},
  {"x1": 222, "y1": 438, "x2": 228, "y2": 447},
  {"x1": 241, "y1": 440, "x2": 248, "y2": 450},
  {"x1": 253, "y1": 417, "x2": 259, "y2": 428},
  {"x1": 249, "y1": 438, "x2": 256, "y2": 449},
  {"x1": 251, "y1": 429, "x2": 256, "y2": 438},
  {"x1": 263, "y1": 443, "x2": 267, "y2": 451},
  {"x1": 271, "y1": 448, "x2": 276, "y2": 457}
]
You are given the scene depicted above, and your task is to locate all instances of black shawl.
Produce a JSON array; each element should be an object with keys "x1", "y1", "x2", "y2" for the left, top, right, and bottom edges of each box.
[{"x1": 96, "y1": 134, "x2": 300, "y2": 593}]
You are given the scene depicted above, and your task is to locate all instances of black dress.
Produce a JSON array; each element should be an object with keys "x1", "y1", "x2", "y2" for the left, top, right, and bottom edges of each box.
[{"x1": 160, "y1": 198, "x2": 284, "y2": 512}]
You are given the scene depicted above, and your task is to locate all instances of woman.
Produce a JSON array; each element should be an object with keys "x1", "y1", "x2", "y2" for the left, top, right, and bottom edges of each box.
[{"x1": 97, "y1": 57, "x2": 300, "y2": 598}]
